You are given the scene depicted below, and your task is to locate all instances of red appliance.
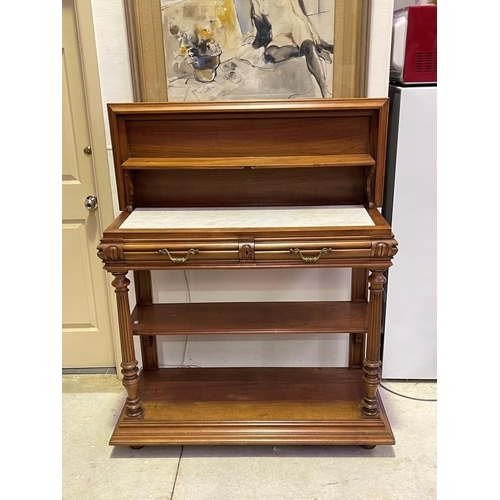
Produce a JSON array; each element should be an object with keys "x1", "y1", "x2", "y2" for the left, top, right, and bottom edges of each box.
[{"x1": 390, "y1": 5, "x2": 437, "y2": 84}]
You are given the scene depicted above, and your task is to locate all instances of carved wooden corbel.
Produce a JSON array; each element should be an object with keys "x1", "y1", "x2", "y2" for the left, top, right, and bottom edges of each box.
[
  {"x1": 97, "y1": 243, "x2": 125, "y2": 261},
  {"x1": 371, "y1": 238, "x2": 398, "y2": 258},
  {"x1": 365, "y1": 165, "x2": 376, "y2": 209},
  {"x1": 124, "y1": 171, "x2": 134, "y2": 210}
]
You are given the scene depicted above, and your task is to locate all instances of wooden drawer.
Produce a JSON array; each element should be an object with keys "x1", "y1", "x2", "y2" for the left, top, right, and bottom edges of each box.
[
  {"x1": 122, "y1": 240, "x2": 239, "y2": 264},
  {"x1": 254, "y1": 238, "x2": 372, "y2": 264}
]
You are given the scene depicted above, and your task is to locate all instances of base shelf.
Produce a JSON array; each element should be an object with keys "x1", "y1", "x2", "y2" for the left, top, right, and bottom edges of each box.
[{"x1": 110, "y1": 368, "x2": 395, "y2": 447}]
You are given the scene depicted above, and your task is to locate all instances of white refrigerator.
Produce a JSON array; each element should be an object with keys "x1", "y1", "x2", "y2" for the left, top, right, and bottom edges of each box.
[{"x1": 381, "y1": 84, "x2": 437, "y2": 380}]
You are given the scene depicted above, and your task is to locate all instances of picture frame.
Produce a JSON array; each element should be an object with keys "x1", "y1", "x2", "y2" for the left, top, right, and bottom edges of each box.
[{"x1": 124, "y1": 0, "x2": 371, "y2": 102}]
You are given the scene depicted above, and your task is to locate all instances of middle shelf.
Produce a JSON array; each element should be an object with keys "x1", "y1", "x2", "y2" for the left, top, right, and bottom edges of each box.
[
  {"x1": 130, "y1": 301, "x2": 368, "y2": 336},
  {"x1": 120, "y1": 154, "x2": 376, "y2": 170}
]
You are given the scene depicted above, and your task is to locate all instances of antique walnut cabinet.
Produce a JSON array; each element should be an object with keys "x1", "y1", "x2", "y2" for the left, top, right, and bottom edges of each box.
[{"x1": 97, "y1": 99, "x2": 398, "y2": 448}]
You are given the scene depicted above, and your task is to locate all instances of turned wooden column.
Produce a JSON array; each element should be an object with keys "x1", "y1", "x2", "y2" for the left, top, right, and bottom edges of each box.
[
  {"x1": 111, "y1": 272, "x2": 144, "y2": 418},
  {"x1": 361, "y1": 269, "x2": 386, "y2": 417}
]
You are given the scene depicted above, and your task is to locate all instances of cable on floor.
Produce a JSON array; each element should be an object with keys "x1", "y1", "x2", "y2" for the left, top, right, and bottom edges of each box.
[
  {"x1": 183, "y1": 270, "x2": 192, "y2": 303},
  {"x1": 379, "y1": 382, "x2": 437, "y2": 402},
  {"x1": 169, "y1": 445, "x2": 184, "y2": 500}
]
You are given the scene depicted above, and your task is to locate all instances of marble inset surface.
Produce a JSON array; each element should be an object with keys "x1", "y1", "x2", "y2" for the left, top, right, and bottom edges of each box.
[{"x1": 120, "y1": 206, "x2": 375, "y2": 229}]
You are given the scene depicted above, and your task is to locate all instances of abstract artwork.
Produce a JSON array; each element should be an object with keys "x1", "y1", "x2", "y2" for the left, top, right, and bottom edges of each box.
[{"x1": 161, "y1": 0, "x2": 335, "y2": 101}]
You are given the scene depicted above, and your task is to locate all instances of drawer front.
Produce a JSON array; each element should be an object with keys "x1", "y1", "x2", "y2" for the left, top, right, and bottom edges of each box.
[
  {"x1": 255, "y1": 238, "x2": 372, "y2": 263},
  {"x1": 122, "y1": 240, "x2": 239, "y2": 264}
]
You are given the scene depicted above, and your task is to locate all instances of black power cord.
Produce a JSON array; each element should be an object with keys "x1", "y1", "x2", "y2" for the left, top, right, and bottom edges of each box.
[{"x1": 380, "y1": 381, "x2": 437, "y2": 402}]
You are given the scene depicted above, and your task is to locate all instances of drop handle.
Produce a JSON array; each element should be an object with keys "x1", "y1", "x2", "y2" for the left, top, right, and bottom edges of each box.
[
  {"x1": 158, "y1": 248, "x2": 199, "y2": 263},
  {"x1": 85, "y1": 195, "x2": 98, "y2": 211},
  {"x1": 289, "y1": 247, "x2": 333, "y2": 263}
]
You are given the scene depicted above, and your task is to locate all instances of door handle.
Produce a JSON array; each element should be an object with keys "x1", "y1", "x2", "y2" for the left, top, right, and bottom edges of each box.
[{"x1": 85, "y1": 195, "x2": 98, "y2": 211}]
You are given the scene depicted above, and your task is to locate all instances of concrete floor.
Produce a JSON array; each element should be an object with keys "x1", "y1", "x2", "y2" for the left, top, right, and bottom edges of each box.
[{"x1": 62, "y1": 374, "x2": 437, "y2": 499}]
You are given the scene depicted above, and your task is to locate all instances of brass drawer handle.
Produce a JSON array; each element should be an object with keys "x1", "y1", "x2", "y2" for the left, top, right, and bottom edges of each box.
[
  {"x1": 289, "y1": 247, "x2": 333, "y2": 263},
  {"x1": 158, "y1": 248, "x2": 199, "y2": 263}
]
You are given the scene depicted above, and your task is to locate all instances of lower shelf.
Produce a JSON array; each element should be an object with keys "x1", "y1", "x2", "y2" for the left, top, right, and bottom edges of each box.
[{"x1": 110, "y1": 368, "x2": 395, "y2": 447}]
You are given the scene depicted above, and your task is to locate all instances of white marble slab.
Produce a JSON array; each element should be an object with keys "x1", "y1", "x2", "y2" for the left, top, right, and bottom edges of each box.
[{"x1": 120, "y1": 206, "x2": 375, "y2": 229}]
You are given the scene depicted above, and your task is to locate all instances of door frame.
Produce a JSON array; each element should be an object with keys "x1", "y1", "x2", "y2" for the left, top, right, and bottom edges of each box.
[{"x1": 72, "y1": 0, "x2": 122, "y2": 375}]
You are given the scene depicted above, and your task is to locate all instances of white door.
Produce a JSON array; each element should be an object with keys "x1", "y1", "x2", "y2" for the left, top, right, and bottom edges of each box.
[{"x1": 62, "y1": 0, "x2": 116, "y2": 368}]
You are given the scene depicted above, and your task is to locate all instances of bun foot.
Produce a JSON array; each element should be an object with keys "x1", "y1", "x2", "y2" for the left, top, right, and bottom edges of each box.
[
  {"x1": 360, "y1": 445, "x2": 376, "y2": 449},
  {"x1": 130, "y1": 446, "x2": 144, "y2": 450}
]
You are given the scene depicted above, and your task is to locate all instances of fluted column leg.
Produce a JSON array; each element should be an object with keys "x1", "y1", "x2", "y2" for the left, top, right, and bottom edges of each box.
[
  {"x1": 361, "y1": 269, "x2": 386, "y2": 417},
  {"x1": 112, "y1": 272, "x2": 144, "y2": 418}
]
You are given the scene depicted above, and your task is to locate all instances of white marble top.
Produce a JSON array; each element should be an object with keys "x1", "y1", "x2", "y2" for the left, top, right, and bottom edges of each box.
[{"x1": 119, "y1": 206, "x2": 374, "y2": 229}]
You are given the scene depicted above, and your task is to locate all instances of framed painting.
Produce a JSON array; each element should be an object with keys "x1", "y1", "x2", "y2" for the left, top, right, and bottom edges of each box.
[{"x1": 124, "y1": 0, "x2": 370, "y2": 102}]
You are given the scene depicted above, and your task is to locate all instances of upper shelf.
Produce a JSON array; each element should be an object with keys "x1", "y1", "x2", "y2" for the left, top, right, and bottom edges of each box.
[
  {"x1": 107, "y1": 99, "x2": 389, "y2": 210},
  {"x1": 121, "y1": 154, "x2": 375, "y2": 170}
]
